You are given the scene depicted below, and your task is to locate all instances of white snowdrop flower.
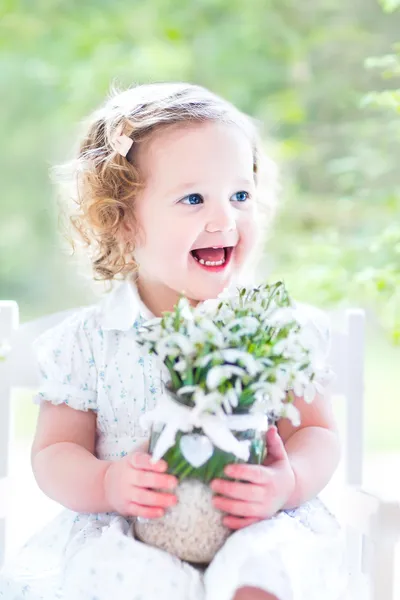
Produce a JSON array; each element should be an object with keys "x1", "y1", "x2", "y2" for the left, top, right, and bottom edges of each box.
[
  {"x1": 292, "y1": 370, "x2": 311, "y2": 397},
  {"x1": 303, "y1": 381, "x2": 317, "y2": 403},
  {"x1": 240, "y1": 316, "x2": 260, "y2": 334},
  {"x1": 223, "y1": 316, "x2": 259, "y2": 336},
  {"x1": 220, "y1": 350, "x2": 261, "y2": 376},
  {"x1": 198, "y1": 316, "x2": 219, "y2": 334},
  {"x1": 177, "y1": 298, "x2": 195, "y2": 321},
  {"x1": 217, "y1": 285, "x2": 237, "y2": 300},
  {"x1": 198, "y1": 298, "x2": 220, "y2": 316},
  {"x1": 187, "y1": 322, "x2": 208, "y2": 345},
  {"x1": 143, "y1": 316, "x2": 163, "y2": 328},
  {"x1": 177, "y1": 385, "x2": 200, "y2": 397},
  {"x1": 206, "y1": 365, "x2": 246, "y2": 390},
  {"x1": 276, "y1": 336, "x2": 307, "y2": 362},
  {"x1": 251, "y1": 391, "x2": 268, "y2": 413},
  {"x1": 281, "y1": 403, "x2": 301, "y2": 426},
  {"x1": 275, "y1": 366, "x2": 291, "y2": 389},
  {"x1": 222, "y1": 395, "x2": 233, "y2": 414},
  {"x1": 139, "y1": 326, "x2": 162, "y2": 343},
  {"x1": 224, "y1": 387, "x2": 239, "y2": 410},
  {"x1": 249, "y1": 384, "x2": 277, "y2": 413},
  {"x1": 166, "y1": 333, "x2": 194, "y2": 356},
  {"x1": 296, "y1": 325, "x2": 320, "y2": 356},
  {"x1": 174, "y1": 359, "x2": 188, "y2": 373},
  {"x1": 217, "y1": 305, "x2": 235, "y2": 322},
  {"x1": 249, "y1": 380, "x2": 273, "y2": 394},
  {"x1": 265, "y1": 383, "x2": 287, "y2": 408},
  {"x1": 234, "y1": 378, "x2": 243, "y2": 397},
  {"x1": 194, "y1": 351, "x2": 223, "y2": 368},
  {"x1": 271, "y1": 339, "x2": 288, "y2": 356},
  {"x1": 258, "y1": 357, "x2": 274, "y2": 369},
  {"x1": 155, "y1": 339, "x2": 180, "y2": 362},
  {"x1": 196, "y1": 318, "x2": 225, "y2": 347},
  {"x1": 193, "y1": 391, "x2": 225, "y2": 418},
  {"x1": 266, "y1": 307, "x2": 295, "y2": 328},
  {"x1": 194, "y1": 354, "x2": 212, "y2": 369}
]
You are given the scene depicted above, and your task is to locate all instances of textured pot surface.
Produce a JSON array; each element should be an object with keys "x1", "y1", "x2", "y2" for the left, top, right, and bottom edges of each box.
[{"x1": 134, "y1": 479, "x2": 231, "y2": 563}]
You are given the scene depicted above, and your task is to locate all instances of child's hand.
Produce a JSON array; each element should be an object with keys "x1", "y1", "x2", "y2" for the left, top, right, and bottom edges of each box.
[
  {"x1": 210, "y1": 426, "x2": 295, "y2": 530},
  {"x1": 103, "y1": 442, "x2": 178, "y2": 518}
]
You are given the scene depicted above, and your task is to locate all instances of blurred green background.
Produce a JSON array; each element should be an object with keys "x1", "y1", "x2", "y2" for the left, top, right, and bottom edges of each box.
[{"x1": 1, "y1": 0, "x2": 399, "y2": 453}]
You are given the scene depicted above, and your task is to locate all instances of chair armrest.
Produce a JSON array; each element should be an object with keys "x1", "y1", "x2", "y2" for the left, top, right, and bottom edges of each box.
[{"x1": 341, "y1": 486, "x2": 400, "y2": 540}]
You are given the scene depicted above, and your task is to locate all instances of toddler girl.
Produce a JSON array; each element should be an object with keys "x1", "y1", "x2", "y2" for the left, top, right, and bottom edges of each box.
[{"x1": 0, "y1": 82, "x2": 349, "y2": 600}]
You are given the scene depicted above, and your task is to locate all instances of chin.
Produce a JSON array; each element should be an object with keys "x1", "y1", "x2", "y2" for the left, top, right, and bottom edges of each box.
[{"x1": 188, "y1": 278, "x2": 233, "y2": 303}]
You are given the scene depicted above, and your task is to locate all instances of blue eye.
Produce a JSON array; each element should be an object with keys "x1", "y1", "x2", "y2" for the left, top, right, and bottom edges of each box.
[
  {"x1": 232, "y1": 191, "x2": 250, "y2": 203},
  {"x1": 181, "y1": 193, "x2": 203, "y2": 205}
]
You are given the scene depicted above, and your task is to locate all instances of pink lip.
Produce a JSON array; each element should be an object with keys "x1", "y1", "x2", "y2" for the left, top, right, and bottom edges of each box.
[
  {"x1": 191, "y1": 244, "x2": 233, "y2": 252},
  {"x1": 190, "y1": 246, "x2": 234, "y2": 273}
]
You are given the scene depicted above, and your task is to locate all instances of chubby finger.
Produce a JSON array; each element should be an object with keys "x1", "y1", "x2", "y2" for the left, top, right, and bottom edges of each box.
[
  {"x1": 131, "y1": 451, "x2": 168, "y2": 473},
  {"x1": 212, "y1": 495, "x2": 263, "y2": 518},
  {"x1": 210, "y1": 479, "x2": 265, "y2": 503},
  {"x1": 131, "y1": 469, "x2": 178, "y2": 491},
  {"x1": 132, "y1": 487, "x2": 178, "y2": 508},
  {"x1": 136, "y1": 440, "x2": 150, "y2": 452},
  {"x1": 223, "y1": 516, "x2": 260, "y2": 530},
  {"x1": 266, "y1": 426, "x2": 287, "y2": 461},
  {"x1": 127, "y1": 503, "x2": 165, "y2": 519},
  {"x1": 224, "y1": 463, "x2": 271, "y2": 485}
]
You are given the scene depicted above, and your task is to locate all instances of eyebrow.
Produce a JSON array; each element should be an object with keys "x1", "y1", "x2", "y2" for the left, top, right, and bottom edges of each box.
[{"x1": 168, "y1": 178, "x2": 255, "y2": 196}]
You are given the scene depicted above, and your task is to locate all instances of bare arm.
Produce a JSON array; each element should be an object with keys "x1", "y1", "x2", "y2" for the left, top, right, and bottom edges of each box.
[
  {"x1": 277, "y1": 392, "x2": 341, "y2": 509},
  {"x1": 31, "y1": 402, "x2": 112, "y2": 513},
  {"x1": 31, "y1": 402, "x2": 178, "y2": 517}
]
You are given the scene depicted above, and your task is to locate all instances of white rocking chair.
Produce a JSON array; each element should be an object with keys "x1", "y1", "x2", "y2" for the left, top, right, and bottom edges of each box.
[{"x1": 0, "y1": 300, "x2": 399, "y2": 599}]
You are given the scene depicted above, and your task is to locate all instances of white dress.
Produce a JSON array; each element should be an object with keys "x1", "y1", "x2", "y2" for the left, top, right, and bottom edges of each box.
[{"x1": 0, "y1": 280, "x2": 350, "y2": 600}]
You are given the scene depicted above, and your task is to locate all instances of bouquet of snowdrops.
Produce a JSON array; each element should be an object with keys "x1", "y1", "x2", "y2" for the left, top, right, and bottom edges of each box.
[{"x1": 133, "y1": 281, "x2": 329, "y2": 563}]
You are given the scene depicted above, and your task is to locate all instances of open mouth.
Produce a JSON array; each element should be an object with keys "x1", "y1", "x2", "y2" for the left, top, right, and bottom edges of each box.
[{"x1": 190, "y1": 246, "x2": 234, "y2": 271}]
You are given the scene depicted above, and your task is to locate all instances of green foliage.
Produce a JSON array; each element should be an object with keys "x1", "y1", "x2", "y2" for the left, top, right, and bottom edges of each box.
[
  {"x1": 351, "y1": 2, "x2": 400, "y2": 343},
  {"x1": 379, "y1": 0, "x2": 400, "y2": 12}
]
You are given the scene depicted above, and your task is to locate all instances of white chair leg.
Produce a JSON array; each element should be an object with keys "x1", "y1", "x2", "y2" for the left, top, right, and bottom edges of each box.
[
  {"x1": 370, "y1": 538, "x2": 396, "y2": 600},
  {"x1": 341, "y1": 487, "x2": 400, "y2": 600},
  {"x1": 369, "y1": 501, "x2": 400, "y2": 600}
]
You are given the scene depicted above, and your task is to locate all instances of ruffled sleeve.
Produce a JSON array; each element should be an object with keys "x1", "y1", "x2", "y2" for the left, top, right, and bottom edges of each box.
[
  {"x1": 292, "y1": 302, "x2": 335, "y2": 392},
  {"x1": 33, "y1": 308, "x2": 99, "y2": 412}
]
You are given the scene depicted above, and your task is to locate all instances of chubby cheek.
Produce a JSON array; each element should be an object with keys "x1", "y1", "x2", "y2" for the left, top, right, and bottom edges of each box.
[
  {"x1": 137, "y1": 223, "x2": 193, "y2": 273},
  {"x1": 158, "y1": 232, "x2": 193, "y2": 268},
  {"x1": 235, "y1": 215, "x2": 259, "y2": 268}
]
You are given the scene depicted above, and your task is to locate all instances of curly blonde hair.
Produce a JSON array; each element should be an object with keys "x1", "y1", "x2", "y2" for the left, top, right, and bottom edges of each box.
[{"x1": 56, "y1": 82, "x2": 279, "y2": 281}]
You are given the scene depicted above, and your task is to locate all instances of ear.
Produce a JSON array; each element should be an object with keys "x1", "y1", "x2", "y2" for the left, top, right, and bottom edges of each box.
[
  {"x1": 121, "y1": 219, "x2": 134, "y2": 235},
  {"x1": 120, "y1": 217, "x2": 145, "y2": 251}
]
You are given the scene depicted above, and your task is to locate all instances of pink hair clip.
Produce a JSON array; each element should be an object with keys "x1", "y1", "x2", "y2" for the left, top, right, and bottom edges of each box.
[{"x1": 110, "y1": 122, "x2": 134, "y2": 157}]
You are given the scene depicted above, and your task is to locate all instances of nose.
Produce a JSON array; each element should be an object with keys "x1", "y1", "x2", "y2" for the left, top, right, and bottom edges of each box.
[{"x1": 205, "y1": 202, "x2": 237, "y2": 234}]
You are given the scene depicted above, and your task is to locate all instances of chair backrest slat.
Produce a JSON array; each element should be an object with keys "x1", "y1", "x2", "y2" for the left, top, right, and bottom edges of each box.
[
  {"x1": 328, "y1": 309, "x2": 365, "y2": 487},
  {"x1": 0, "y1": 301, "x2": 19, "y2": 568}
]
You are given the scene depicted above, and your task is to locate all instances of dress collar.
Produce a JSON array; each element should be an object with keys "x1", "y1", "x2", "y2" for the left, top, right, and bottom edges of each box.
[
  {"x1": 100, "y1": 277, "x2": 154, "y2": 331},
  {"x1": 100, "y1": 275, "x2": 247, "y2": 332}
]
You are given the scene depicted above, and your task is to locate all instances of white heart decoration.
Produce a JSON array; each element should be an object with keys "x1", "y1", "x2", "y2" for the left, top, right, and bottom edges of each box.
[{"x1": 180, "y1": 434, "x2": 214, "y2": 468}]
